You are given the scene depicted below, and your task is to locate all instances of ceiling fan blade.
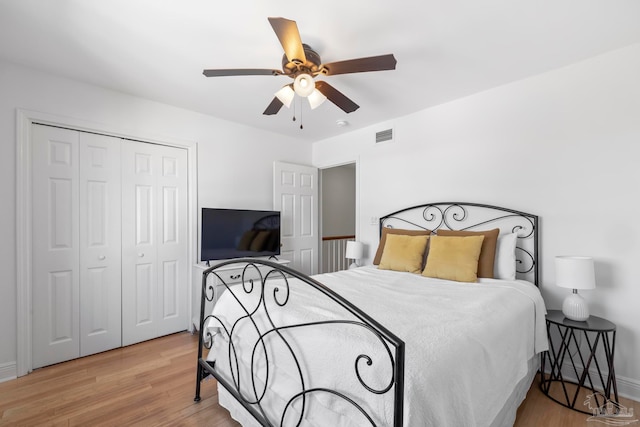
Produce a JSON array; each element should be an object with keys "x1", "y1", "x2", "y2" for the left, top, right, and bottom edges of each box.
[
  {"x1": 315, "y1": 81, "x2": 359, "y2": 113},
  {"x1": 263, "y1": 97, "x2": 284, "y2": 115},
  {"x1": 203, "y1": 69, "x2": 282, "y2": 77},
  {"x1": 268, "y1": 17, "x2": 306, "y2": 64},
  {"x1": 320, "y1": 54, "x2": 397, "y2": 76}
]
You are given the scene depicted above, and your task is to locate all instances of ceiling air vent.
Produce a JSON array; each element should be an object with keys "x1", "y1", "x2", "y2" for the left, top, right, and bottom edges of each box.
[{"x1": 375, "y1": 128, "x2": 394, "y2": 143}]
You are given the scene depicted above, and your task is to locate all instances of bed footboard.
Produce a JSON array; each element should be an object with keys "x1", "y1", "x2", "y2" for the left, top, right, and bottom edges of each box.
[{"x1": 194, "y1": 259, "x2": 405, "y2": 427}]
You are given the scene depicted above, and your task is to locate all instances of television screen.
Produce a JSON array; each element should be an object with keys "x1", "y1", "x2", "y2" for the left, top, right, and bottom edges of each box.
[{"x1": 200, "y1": 208, "x2": 281, "y2": 262}]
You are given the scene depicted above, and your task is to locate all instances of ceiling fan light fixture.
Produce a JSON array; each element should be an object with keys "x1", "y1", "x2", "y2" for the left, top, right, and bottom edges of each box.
[
  {"x1": 293, "y1": 73, "x2": 315, "y2": 97},
  {"x1": 274, "y1": 85, "x2": 295, "y2": 108},
  {"x1": 307, "y1": 88, "x2": 327, "y2": 109}
]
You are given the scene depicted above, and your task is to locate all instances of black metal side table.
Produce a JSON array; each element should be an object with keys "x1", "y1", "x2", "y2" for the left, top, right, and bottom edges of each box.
[{"x1": 540, "y1": 309, "x2": 618, "y2": 414}]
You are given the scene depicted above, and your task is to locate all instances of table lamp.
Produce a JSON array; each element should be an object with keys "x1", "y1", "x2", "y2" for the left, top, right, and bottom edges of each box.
[
  {"x1": 555, "y1": 256, "x2": 596, "y2": 321},
  {"x1": 345, "y1": 241, "x2": 364, "y2": 269}
]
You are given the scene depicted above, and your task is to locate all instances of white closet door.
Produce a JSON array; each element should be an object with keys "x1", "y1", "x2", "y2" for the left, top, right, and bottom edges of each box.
[
  {"x1": 121, "y1": 141, "x2": 188, "y2": 345},
  {"x1": 79, "y1": 133, "x2": 122, "y2": 356},
  {"x1": 155, "y1": 145, "x2": 188, "y2": 337},
  {"x1": 32, "y1": 125, "x2": 81, "y2": 368}
]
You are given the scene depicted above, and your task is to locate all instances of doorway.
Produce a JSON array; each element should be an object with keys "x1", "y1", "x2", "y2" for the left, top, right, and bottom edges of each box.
[{"x1": 320, "y1": 163, "x2": 356, "y2": 273}]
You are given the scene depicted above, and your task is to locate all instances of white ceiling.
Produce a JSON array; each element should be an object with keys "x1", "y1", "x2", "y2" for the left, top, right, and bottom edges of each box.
[{"x1": 2, "y1": 0, "x2": 640, "y2": 142}]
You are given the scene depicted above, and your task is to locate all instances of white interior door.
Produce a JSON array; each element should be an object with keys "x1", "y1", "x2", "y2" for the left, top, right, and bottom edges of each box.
[
  {"x1": 273, "y1": 161, "x2": 319, "y2": 275},
  {"x1": 32, "y1": 125, "x2": 81, "y2": 368},
  {"x1": 121, "y1": 141, "x2": 188, "y2": 345},
  {"x1": 78, "y1": 133, "x2": 122, "y2": 357},
  {"x1": 155, "y1": 143, "x2": 188, "y2": 337}
]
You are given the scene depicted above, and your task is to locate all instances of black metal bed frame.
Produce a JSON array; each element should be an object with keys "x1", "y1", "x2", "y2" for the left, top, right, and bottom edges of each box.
[
  {"x1": 194, "y1": 259, "x2": 405, "y2": 427},
  {"x1": 194, "y1": 202, "x2": 539, "y2": 426}
]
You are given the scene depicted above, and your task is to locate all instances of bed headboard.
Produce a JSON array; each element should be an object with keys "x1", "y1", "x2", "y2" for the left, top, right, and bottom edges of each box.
[{"x1": 379, "y1": 202, "x2": 539, "y2": 286}]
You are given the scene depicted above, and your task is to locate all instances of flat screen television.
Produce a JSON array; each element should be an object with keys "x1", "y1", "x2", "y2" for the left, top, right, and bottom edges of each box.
[{"x1": 200, "y1": 208, "x2": 281, "y2": 262}]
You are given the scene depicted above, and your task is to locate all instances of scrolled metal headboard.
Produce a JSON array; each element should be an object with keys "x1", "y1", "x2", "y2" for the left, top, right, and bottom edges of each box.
[{"x1": 380, "y1": 202, "x2": 539, "y2": 286}]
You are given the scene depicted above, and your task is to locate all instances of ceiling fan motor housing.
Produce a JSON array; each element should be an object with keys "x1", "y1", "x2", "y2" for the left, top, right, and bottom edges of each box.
[{"x1": 282, "y1": 44, "x2": 324, "y2": 77}]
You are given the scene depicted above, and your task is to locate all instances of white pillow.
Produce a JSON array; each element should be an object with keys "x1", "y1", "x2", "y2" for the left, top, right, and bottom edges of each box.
[{"x1": 494, "y1": 233, "x2": 518, "y2": 280}]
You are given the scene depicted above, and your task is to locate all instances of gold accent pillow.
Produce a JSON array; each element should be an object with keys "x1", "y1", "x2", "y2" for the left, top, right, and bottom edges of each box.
[
  {"x1": 422, "y1": 235, "x2": 485, "y2": 282},
  {"x1": 378, "y1": 234, "x2": 430, "y2": 274},
  {"x1": 373, "y1": 227, "x2": 432, "y2": 265},
  {"x1": 436, "y1": 228, "x2": 499, "y2": 278}
]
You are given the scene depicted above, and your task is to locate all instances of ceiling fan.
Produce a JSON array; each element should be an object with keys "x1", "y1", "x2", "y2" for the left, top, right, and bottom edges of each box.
[{"x1": 203, "y1": 17, "x2": 397, "y2": 115}]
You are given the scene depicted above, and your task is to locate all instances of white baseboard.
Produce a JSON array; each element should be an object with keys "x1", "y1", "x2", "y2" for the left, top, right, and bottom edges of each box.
[
  {"x1": 617, "y1": 374, "x2": 640, "y2": 402},
  {"x1": 0, "y1": 361, "x2": 17, "y2": 383}
]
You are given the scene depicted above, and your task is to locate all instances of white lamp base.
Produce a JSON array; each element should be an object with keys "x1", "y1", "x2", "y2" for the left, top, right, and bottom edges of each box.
[
  {"x1": 562, "y1": 290, "x2": 590, "y2": 321},
  {"x1": 348, "y1": 262, "x2": 359, "y2": 269}
]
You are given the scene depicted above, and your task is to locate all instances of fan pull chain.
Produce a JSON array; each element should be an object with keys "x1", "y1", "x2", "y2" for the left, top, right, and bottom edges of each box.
[
  {"x1": 292, "y1": 97, "x2": 297, "y2": 122},
  {"x1": 291, "y1": 98, "x2": 303, "y2": 129}
]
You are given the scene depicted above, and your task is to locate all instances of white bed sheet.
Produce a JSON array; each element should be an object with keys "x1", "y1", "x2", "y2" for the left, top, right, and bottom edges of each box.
[
  {"x1": 205, "y1": 266, "x2": 547, "y2": 427},
  {"x1": 217, "y1": 355, "x2": 539, "y2": 427}
]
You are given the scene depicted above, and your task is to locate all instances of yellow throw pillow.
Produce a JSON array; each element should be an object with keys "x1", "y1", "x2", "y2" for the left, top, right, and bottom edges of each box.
[
  {"x1": 373, "y1": 228, "x2": 432, "y2": 265},
  {"x1": 437, "y1": 228, "x2": 499, "y2": 278},
  {"x1": 378, "y1": 234, "x2": 429, "y2": 274},
  {"x1": 422, "y1": 235, "x2": 485, "y2": 282}
]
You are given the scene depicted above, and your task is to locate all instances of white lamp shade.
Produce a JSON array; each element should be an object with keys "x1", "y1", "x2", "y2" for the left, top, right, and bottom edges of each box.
[
  {"x1": 345, "y1": 241, "x2": 363, "y2": 260},
  {"x1": 307, "y1": 88, "x2": 327, "y2": 109},
  {"x1": 555, "y1": 256, "x2": 596, "y2": 290},
  {"x1": 274, "y1": 85, "x2": 295, "y2": 108},
  {"x1": 293, "y1": 73, "x2": 315, "y2": 97}
]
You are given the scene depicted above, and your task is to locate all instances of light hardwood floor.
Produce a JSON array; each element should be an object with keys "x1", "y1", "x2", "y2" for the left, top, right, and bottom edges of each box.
[{"x1": 0, "y1": 332, "x2": 636, "y2": 426}]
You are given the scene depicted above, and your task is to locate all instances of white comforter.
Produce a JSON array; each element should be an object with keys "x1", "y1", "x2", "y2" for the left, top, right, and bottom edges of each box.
[{"x1": 205, "y1": 266, "x2": 547, "y2": 427}]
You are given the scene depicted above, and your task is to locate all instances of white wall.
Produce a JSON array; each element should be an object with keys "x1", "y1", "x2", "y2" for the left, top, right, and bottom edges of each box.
[
  {"x1": 0, "y1": 60, "x2": 310, "y2": 377},
  {"x1": 313, "y1": 43, "x2": 640, "y2": 398}
]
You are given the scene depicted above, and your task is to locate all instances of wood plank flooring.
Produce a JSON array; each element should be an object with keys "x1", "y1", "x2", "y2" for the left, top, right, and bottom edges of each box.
[{"x1": 0, "y1": 332, "x2": 637, "y2": 426}]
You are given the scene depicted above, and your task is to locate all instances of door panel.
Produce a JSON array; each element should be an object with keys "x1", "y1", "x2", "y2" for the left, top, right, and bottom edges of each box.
[
  {"x1": 162, "y1": 260, "x2": 178, "y2": 317},
  {"x1": 49, "y1": 270, "x2": 74, "y2": 344},
  {"x1": 280, "y1": 194, "x2": 295, "y2": 238},
  {"x1": 122, "y1": 142, "x2": 158, "y2": 345},
  {"x1": 135, "y1": 263, "x2": 154, "y2": 325},
  {"x1": 50, "y1": 178, "x2": 74, "y2": 248},
  {"x1": 300, "y1": 194, "x2": 313, "y2": 237},
  {"x1": 32, "y1": 125, "x2": 80, "y2": 369},
  {"x1": 122, "y1": 141, "x2": 187, "y2": 345},
  {"x1": 85, "y1": 267, "x2": 108, "y2": 334},
  {"x1": 299, "y1": 249, "x2": 313, "y2": 274},
  {"x1": 273, "y1": 162, "x2": 319, "y2": 275},
  {"x1": 136, "y1": 185, "x2": 154, "y2": 245},
  {"x1": 155, "y1": 147, "x2": 188, "y2": 335},
  {"x1": 162, "y1": 187, "x2": 178, "y2": 243},
  {"x1": 79, "y1": 132, "x2": 122, "y2": 357}
]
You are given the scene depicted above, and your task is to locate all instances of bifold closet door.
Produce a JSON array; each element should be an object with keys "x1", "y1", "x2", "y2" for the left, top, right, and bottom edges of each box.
[
  {"x1": 121, "y1": 140, "x2": 188, "y2": 346},
  {"x1": 78, "y1": 133, "x2": 122, "y2": 357},
  {"x1": 32, "y1": 126, "x2": 122, "y2": 369}
]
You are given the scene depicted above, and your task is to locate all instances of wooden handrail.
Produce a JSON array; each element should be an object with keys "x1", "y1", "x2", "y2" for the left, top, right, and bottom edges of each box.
[{"x1": 322, "y1": 235, "x2": 355, "y2": 241}]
